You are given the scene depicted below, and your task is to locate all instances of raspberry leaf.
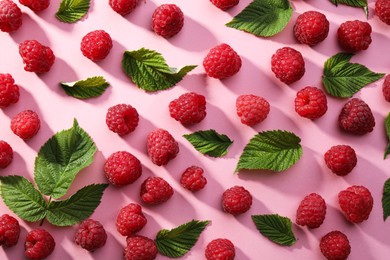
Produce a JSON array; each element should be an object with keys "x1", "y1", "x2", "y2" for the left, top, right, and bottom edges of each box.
[
  {"x1": 384, "y1": 113, "x2": 390, "y2": 159},
  {"x1": 122, "y1": 48, "x2": 197, "y2": 92},
  {"x1": 183, "y1": 129, "x2": 233, "y2": 157},
  {"x1": 56, "y1": 0, "x2": 91, "y2": 23},
  {"x1": 155, "y1": 220, "x2": 210, "y2": 258},
  {"x1": 226, "y1": 0, "x2": 293, "y2": 37},
  {"x1": 235, "y1": 130, "x2": 302, "y2": 172},
  {"x1": 252, "y1": 214, "x2": 296, "y2": 246},
  {"x1": 329, "y1": 0, "x2": 368, "y2": 18},
  {"x1": 383, "y1": 179, "x2": 390, "y2": 221},
  {"x1": 60, "y1": 76, "x2": 110, "y2": 99},
  {"x1": 322, "y1": 53, "x2": 385, "y2": 98}
]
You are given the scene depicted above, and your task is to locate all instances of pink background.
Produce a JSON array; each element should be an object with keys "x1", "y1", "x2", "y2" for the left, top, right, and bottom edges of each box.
[{"x1": 1, "y1": 0, "x2": 390, "y2": 259}]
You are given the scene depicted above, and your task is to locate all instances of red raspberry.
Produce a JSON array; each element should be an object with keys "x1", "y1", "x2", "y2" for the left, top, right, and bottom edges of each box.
[
  {"x1": 295, "y1": 86, "x2": 327, "y2": 119},
  {"x1": 80, "y1": 30, "x2": 113, "y2": 62},
  {"x1": 109, "y1": 0, "x2": 137, "y2": 16},
  {"x1": 205, "y1": 238, "x2": 235, "y2": 260},
  {"x1": 25, "y1": 228, "x2": 55, "y2": 260},
  {"x1": 147, "y1": 128, "x2": 179, "y2": 166},
  {"x1": 124, "y1": 235, "x2": 158, "y2": 260},
  {"x1": 320, "y1": 231, "x2": 351, "y2": 260},
  {"x1": 104, "y1": 151, "x2": 142, "y2": 186},
  {"x1": 294, "y1": 11, "x2": 329, "y2": 46},
  {"x1": 106, "y1": 104, "x2": 139, "y2": 136},
  {"x1": 0, "y1": 140, "x2": 13, "y2": 168},
  {"x1": 209, "y1": 0, "x2": 239, "y2": 10},
  {"x1": 236, "y1": 94, "x2": 270, "y2": 126},
  {"x1": 0, "y1": 73, "x2": 19, "y2": 108},
  {"x1": 0, "y1": 214, "x2": 20, "y2": 247},
  {"x1": 10, "y1": 110, "x2": 40, "y2": 140},
  {"x1": 338, "y1": 98, "x2": 375, "y2": 135},
  {"x1": 180, "y1": 166, "x2": 207, "y2": 192},
  {"x1": 375, "y1": 0, "x2": 390, "y2": 25},
  {"x1": 169, "y1": 92, "x2": 207, "y2": 125},
  {"x1": 140, "y1": 176, "x2": 174, "y2": 205},
  {"x1": 324, "y1": 145, "x2": 357, "y2": 176},
  {"x1": 296, "y1": 193, "x2": 326, "y2": 229},
  {"x1": 116, "y1": 203, "x2": 147, "y2": 236},
  {"x1": 271, "y1": 47, "x2": 305, "y2": 84},
  {"x1": 203, "y1": 43, "x2": 242, "y2": 79},
  {"x1": 0, "y1": 0, "x2": 22, "y2": 32},
  {"x1": 74, "y1": 219, "x2": 107, "y2": 252},
  {"x1": 19, "y1": 40, "x2": 55, "y2": 73},
  {"x1": 19, "y1": 0, "x2": 50, "y2": 12},
  {"x1": 382, "y1": 74, "x2": 390, "y2": 102},
  {"x1": 338, "y1": 185, "x2": 373, "y2": 223},
  {"x1": 152, "y1": 4, "x2": 184, "y2": 38},
  {"x1": 337, "y1": 20, "x2": 372, "y2": 52},
  {"x1": 222, "y1": 186, "x2": 252, "y2": 215}
]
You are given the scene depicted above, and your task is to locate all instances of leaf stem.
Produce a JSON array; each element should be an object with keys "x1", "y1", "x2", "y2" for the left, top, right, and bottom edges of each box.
[{"x1": 40, "y1": 197, "x2": 52, "y2": 226}]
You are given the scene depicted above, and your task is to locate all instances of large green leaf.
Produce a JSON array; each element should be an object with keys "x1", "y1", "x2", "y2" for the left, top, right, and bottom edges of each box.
[
  {"x1": 384, "y1": 113, "x2": 390, "y2": 159},
  {"x1": 60, "y1": 76, "x2": 110, "y2": 99},
  {"x1": 183, "y1": 130, "x2": 233, "y2": 157},
  {"x1": 56, "y1": 0, "x2": 91, "y2": 23}
]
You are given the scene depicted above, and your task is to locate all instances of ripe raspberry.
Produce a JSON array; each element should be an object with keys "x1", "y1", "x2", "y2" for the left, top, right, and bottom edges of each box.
[
  {"x1": 337, "y1": 20, "x2": 372, "y2": 52},
  {"x1": 152, "y1": 4, "x2": 184, "y2": 38},
  {"x1": 205, "y1": 238, "x2": 235, "y2": 260},
  {"x1": 124, "y1": 235, "x2": 158, "y2": 260},
  {"x1": 375, "y1": 0, "x2": 390, "y2": 25},
  {"x1": 222, "y1": 186, "x2": 252, "y2": 215},
  {"x1": 295, "y1": 86, "x2": 327, "y2": 119},
  {"x1": 320, "y1": 231, "x2": 351, "y2": 260},
  {"x1": 271, "y1": 47, "x2": 305, "y2": 84},
  {"x1": 0, "y1": 214, "x2": 20, "y2": 247},
  {"x1": 80, "y1": 30, "x2": 113, "y2": 62},
  {"x1": 109, "y1": 0, "x2": 137, "y2": 16},
  {"x1": 382, "y1": 74, "x2": 390, "y2": 102},
  {"x1": 74, "y1": 219, "x2": 107, "y2": 252},
  {"x1": 0, "y1": 0, "x2": 22, "y2": 32},
  {"x1": 0, "y1": 140, "x2": 13, "y2": 169},
  {"x1": 10, "y1": 110, "x2": 40, "y2": 140},
  {"x1": 236, "y1": 94, "x2": 270, "y2": 126},
  {"x1": 19, "y1": 40, "x2": 55, "y2": 73},
  {"x1": 338, "y1": 185, "x2": 373, "y2": 223},
  {"x1": 338, "y1": 98, "x2": 375, "y2": 135},
  {"x1": 104, "y1": 151, "x2": 142, "y2": 186},
  {"x1": 25, "y1": 229, "x2": 55, "y2": 260},
  {"x1": 106, "y1": 104, "x2": 139, "y2": 136},
  {"x1": 203, "y1": 43, "x2": 242, "y2": 79},
  {"x1": 294, "y1": 11, "x2": 329, "y2": 46},
  {"x1": 324, "y1": 145, "x2": 357, "y2": 176},
  {"x1": 0, "y1": 73, "x2": 19, "y2": 108},
  {"x1": 169, "y1": 92, "x2": 207, "y2": 125},
  {"x1": 209, "y1": 0, "x2": 239, "y2": 10},
  {"x1": 180, "y1": 166, "x2": 207, "y2": 192},
  {"x1": 140, "y1": 176, "x2": 174, "y2": 205},
  {"x1": 116, "y1": 203, "x2": 147, "y2": 236},
  {"x1": 19, "y1": 0, "x2": 50, "y2": 12},
  {"x1": 147, "y1": 128, "x2": 179, "y2": 166},
  {"x1": 296, "y1": 193, "x2": 326, "y2": 229}
]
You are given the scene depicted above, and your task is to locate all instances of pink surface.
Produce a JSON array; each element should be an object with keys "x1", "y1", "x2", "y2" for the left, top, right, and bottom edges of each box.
[{"x1": 1, "y1": 0, "x2": 390, "y2": 259}]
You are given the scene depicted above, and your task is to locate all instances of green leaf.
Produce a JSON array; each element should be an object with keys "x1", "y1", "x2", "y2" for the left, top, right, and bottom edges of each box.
[
  {"x1": 322, "y1": 53, "x2": 385, "y2": 98},
  {"x1": 34, "y1": 119, "x2": 97, "y2": 199},
  {"x1": 46, "y1": 184, "x2": 108, "y2": 226},
  {"x1": 122, "y1": 48, "x2": 197, "y2": 92},
  {"x1": 329, "y1": 0, "x2": 368, "y2": 18},
  {"x1": 383, "y1": 179, "x2": 390, "y2": 221},
  {"x1": 56, "y1": 0, "x2": 91, "y2": 23},
  {"x1": 226, "y1": 0, "x2": 293, "y2": 37},
  {"x1": 155, "y1": 220, "x2": 210, "y2": 258},
  {"x1": 235, "y1": 130, "x2": 302, "y2": 172},
  {"x1": 385, "y1": 113, "x2": 390, "y2": 159},
  {"x1": 183, "y1": 130, "x2": 233, "y2": 157},
  {"x1": 0, "y1": 176, "x2": 48, "y2": 222},
  {"x1": 252, "y1": 214, "x2": 296, "y2": 246},
  {"x1": 60, "y1": 76, "x2": 110, "y2": 99}
]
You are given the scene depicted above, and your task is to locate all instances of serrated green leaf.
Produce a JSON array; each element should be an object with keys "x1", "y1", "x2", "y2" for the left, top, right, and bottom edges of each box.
[
  {"x1": 235, "y1": 130, "x2": 302, "y2": 172},
  {"x1": 385, "y1": 113, "x2": 390, "y2": 159},
  {"x1": 183, "y1": 130, "x2": 233, "y2": 157},
  {"x1": 252, "y1": 214, "x2": 296, "y2": 246},
  {"x1": 122, "y1": 48, "x2": 197, "y2": 92},
  {"x1": 0, "y1": 175, "x2": 48, "y2": 222},
  {"x1": 56, "y1": 0, "x2": 91, "y2": 23},
  {"x1": 329, "y1": 0, "x2": 368, "y2": 17},
  {"x1": 34, "y1": 119, "x2": 96, "y2": 199},
  {"x1": 322, "y1": 53, "x2": 385, "y2": 98},
  {"x1": 60, "y1": 76, "x2": 110, "y2": 99},
  {"x1": 226, "y1": 0, "x2": 293, "y2": 37},
  {"x1": 383, "y1": 179, "x2": 390, "y2": 221},
  {"x1": 155, "y1": 220, "x2": 210, "y2": 258}
]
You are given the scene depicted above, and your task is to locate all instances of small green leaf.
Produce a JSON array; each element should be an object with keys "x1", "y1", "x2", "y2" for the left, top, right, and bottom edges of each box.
[
  {"x1": 60, "y1": 76, "x2": 110, "y2": 99},
  {"x1": 329, "y1": 0, "x2": 368, "y2": 17},
  {"x1": 122, "y1": 48, "x2": 197, "y2": 92},
  {"x1": 252, "y1": 214, "x2": 296, "y2": 246},
  {"x1": 383, "y1": 179, "x2": 390, "y2": 221},
  {"x1": 235, "y1": 130, "x2": 302, "y2": 172},
  {"x1": 226, "y1": 0, "x2": 293, "y2": 37},
  {"x1": 0, "y1": 175, "x2": 48, "y2": 222},
  {"x1": 56, "y1": 0, "x2": 91, "y2": 23},
  {"x1": 385, "y1": 113, "x2": 390, "y2": 159},
  {"x1": 155, "y1": 220, "x2": 210, "y2": 258},
  {"x1": 183, "y1": 130, "x2": 233, "y2": 157},
  {"x1": 322, "y1": 52, "x2": 385, "y2": 98}
]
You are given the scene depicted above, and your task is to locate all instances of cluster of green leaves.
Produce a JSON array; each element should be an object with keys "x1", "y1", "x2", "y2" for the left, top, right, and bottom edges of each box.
[{"x1": 56, "y1": 0, "x2": 91, "y2": 23}]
